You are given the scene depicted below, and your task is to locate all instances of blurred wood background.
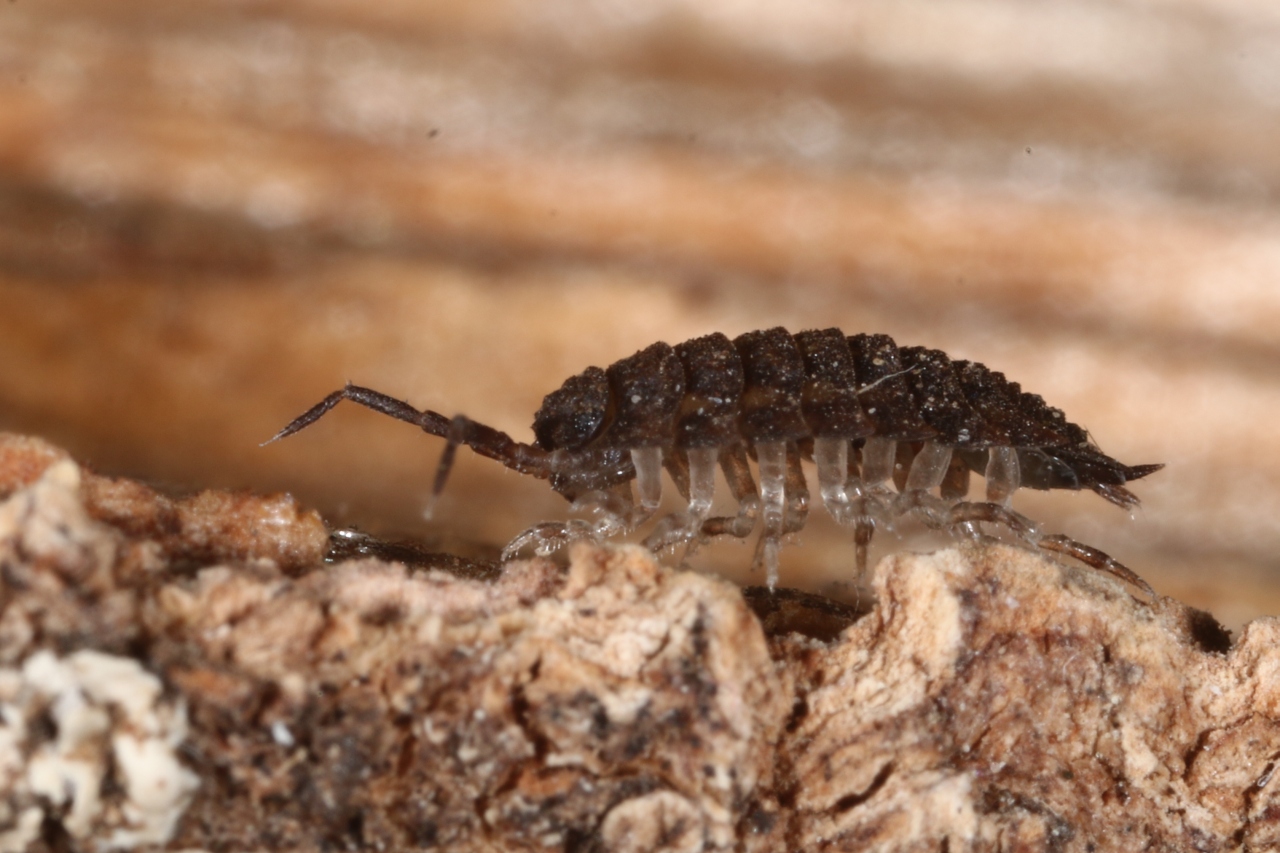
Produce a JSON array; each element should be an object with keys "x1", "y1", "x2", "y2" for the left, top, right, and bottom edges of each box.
[{"x1": 2, "y1": 0, "x2": 1279, "y2": 632}]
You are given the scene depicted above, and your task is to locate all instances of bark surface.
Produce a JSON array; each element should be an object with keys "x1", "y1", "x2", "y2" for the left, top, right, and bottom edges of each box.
[{"x1": 0, "y1": 433, "x2": 1273, "y2": 852}]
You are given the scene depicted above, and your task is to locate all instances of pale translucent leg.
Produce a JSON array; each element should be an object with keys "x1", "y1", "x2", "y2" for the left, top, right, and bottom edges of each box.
[
  {"x1": 891, "y1": 440, "x2": 954, "y2": 518},
  {"x1": 782, "y1": 444, "x2": 811, "y2": 534},
  {"x1": 630, "y1": 446, "x2": 664, "y2": 525},
  {"x1": 643, "y1": 446, "x2": 719, "y2": 551},
  {"x1": 860, "y1": 437, "x2": 896, "y2": 486},
  {"x1": 503, "y1": 447, "x2": 664, "y2": 561},
  {"x1": 849, "y1": 437, "x2": 897, "y2": 580},
  {"x1": 904, "y1": 441, "x2": 954, "y2": 492},
  {"x1": 985, "y1": 446, "x2": 1021, "y2": 505},
  {"x1": 685, "y1": 447, "x2": 718, "y2": 525},
  {"x1": 502, "y1": 520, "x2": 597, "y2": 559},
  {"x1": 701, "y1": 445, "x2": 757, "y2": 537},
  {"x1": 697, "y1": 444, "x2": 760, "y2": 542},
  {"x1": 814, "y1": 437, "x2": 852, "y2": 524},
  {"x1": 502, "y1": 482, "x2": 635, "y2": 559},
  {"x1": 893, "y1": 445, "x2": 1015, "y2": 549},
  {"x1": 754, "y1": 440, "x2": 788, "y2": 590}
]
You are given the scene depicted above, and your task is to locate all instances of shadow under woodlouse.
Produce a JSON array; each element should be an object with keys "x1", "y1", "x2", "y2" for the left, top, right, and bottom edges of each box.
[{"x1": 265, "y1": 327, "x2": 1162, "y2": 593}]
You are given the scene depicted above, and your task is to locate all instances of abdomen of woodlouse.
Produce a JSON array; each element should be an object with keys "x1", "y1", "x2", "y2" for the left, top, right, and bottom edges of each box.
[{"x1": 265, "y1": 327, "x2": 1163, "y2": 593}]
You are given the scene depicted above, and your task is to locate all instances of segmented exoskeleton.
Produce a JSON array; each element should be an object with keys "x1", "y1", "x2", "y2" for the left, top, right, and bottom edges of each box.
[{"x1": 266, "y1": 328, "x2": 1162, "y2": 592}]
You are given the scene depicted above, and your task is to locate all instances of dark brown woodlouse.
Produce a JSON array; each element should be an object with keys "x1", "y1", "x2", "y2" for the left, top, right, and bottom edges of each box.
[{"x1": 265, "y1": 327, "x2": 1163, "y2": 593}]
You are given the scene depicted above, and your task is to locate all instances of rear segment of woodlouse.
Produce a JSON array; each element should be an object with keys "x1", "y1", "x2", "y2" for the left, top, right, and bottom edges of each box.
[{"x1": 265, "y1": 327, "x2": 1163, "y2": 593}]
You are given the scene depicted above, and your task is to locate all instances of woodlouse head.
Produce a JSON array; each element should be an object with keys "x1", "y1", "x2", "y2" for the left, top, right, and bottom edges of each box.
[{"x1": 532, "y1": 365, "x2": 610, "y2": 451}]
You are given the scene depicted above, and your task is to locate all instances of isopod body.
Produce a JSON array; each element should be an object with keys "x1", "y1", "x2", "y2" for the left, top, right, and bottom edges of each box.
[{"x1": 267, "y1": 327, "x2": 1162, "y2": 592}]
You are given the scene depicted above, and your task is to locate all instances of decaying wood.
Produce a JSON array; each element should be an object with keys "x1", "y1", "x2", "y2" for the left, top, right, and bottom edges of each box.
[
  {"x1": 4, "y1": 0, "x2": 1280, "y2": 629},
  {"x1": 0, "y1": 433, "x2": 1275, "y2": 852}
]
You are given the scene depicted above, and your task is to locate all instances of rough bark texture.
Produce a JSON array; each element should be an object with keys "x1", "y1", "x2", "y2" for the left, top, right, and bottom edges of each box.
[
  {"x1": 6, "y1": 0, "x2": 1280, "y2": 631},
  {"x1": 0, "y1": 432, "x2": 1276, "y2": 852}
]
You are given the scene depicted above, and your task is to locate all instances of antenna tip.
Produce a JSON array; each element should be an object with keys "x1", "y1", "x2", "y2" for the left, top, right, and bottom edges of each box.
[{"x1": 259, "y1": 429, "x2": 289, "y2": 448}]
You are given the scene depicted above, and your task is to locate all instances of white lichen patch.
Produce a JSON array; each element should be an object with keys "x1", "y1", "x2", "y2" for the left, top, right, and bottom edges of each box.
[
  {"x1": 0, "y1": 650, "x2": 199, "y2": 851},
  {"x1": 0, "y1": 460, "x2": 115, "y2": 579}
]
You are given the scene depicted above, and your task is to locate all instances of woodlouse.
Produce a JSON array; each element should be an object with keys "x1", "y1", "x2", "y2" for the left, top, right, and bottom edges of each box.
[{"x1": 265, "y1": 327, "x2": 1162, "y2": 593}]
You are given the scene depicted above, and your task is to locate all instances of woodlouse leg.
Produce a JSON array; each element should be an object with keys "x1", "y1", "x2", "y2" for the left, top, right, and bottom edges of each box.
[
  {"x1": 892, "y1": 441, "x2": 917, "y2": 492},
  {"x1": 663, "y1": 449, "x2": 692, "y2": 501},
  {"x1": 564, "y1": 450, "x2": 661, "y2": 540},
  {"x1": 813, "y1": 437, "x2": 851, "y2": 524},
  {"x1": 630, "y1": 447, "x2": 664, "y2": 525},
  {"x1": 502, "y1": 482, "x2": 636, "y2": 560},
  {"x1": 570, "y1": 482, "x2": 635, "y2": 535},
  {"x1": 892, "y1": 440, "x2": 955, "y2": 520},
  {"x1": 501, "y1": 520, "x2": 596, "y2": 559},
  {"x1": 754, "y1": 441, "x2": 788, "y2": 589},
  {"x1": 944, "y1": 500, "x2": 1039, "y2": 539},
  {"x1": 1036, "y1": 534, "x2": 1155, "y2": 596},
  {"x1": 860, "y1": 437, "x2": 896, "y2": 486},
  {"x1": 686, "y1": 447, "x2": 719, "y2": 526},
  {"x1": 644, "y1": 451, "x2": 690, "y2": 552},
  {"x1": 850, "y1": 437, "x2": 897, "y2": 581},
  {"x1": 783, "y1": 443, "x2": 811, "y2": 535},
  {"x1": 890, "y1": 487, "x2": 951, "y2": 531},
  {"x1": 644, "y1": 447, "x2": 719, "y2": 553},
  {"x1": 932, "y1": 501, "x2": 1154, "y2": 596},
  {"x1": 853, "y1": 521, "x2": 874, "y2": 581},
  {"x1": 698, "y1": 444, "x2": 760, "y2": 542},
  {"x1": 985, "y1": 446, "x2": 1021, "y2": 506},
  {"x1": 904, "y1": 441, "x2": 954, "y2": 492},
  {"x1": 939, "y1": 454, "x2": 971, "y2": 501}
]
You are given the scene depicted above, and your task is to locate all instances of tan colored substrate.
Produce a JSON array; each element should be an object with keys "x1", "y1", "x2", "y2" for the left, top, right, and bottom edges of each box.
[{"x1": 0, "y1": 433, "x2": 1274, "y2": 852}]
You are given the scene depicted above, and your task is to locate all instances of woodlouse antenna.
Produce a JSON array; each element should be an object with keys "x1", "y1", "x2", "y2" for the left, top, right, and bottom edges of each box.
[{"x1": 263, "y1": 384, "x2": 553, "y2": 516}]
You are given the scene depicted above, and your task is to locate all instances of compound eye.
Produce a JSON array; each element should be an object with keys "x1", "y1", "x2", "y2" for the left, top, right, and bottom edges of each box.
[{"x1": 532, "y1": 366, "x2": 609, "y2": 450}]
